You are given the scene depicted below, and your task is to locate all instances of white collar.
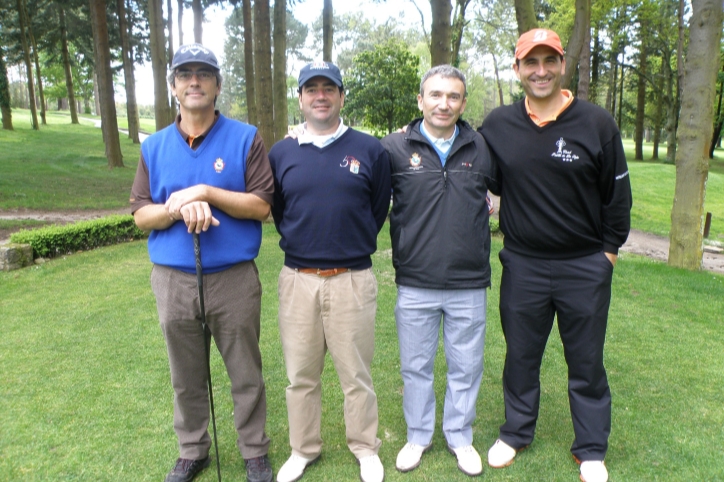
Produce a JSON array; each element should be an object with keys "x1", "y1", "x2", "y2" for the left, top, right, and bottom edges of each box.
[{"x1": 298, "y1": 118, "x2": 348, "y2": 148}]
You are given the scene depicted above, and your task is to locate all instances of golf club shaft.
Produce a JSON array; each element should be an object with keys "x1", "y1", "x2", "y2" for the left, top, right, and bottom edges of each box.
[{"x1": 193, "y1": 233, "x2": 222, "y2": 482}]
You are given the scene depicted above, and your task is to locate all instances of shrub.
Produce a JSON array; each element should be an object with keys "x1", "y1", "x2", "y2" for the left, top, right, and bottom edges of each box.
[
  {"x1": 490, "y1": 217, "x2": 500, "y2": 233},
  {"x1": 9, "y1": 215, "x2": 145, "y2": 259}
]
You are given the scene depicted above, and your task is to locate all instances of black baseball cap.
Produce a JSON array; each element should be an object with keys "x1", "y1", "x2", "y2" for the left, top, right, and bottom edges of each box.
[
  {"x1": 298, "y1": 61, "x2": 343, "y2": 89},
  {"x1": 171, "y1": 44, "x2": 220, "y2": 70}
]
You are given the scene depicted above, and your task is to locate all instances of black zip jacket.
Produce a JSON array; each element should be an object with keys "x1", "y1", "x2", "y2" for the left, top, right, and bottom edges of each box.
[{"x1": 381, "y1": 118, "x2": 494, "y2": 289}]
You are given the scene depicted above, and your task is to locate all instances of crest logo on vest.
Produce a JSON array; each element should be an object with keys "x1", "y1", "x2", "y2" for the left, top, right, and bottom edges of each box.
[{"x1": 214, "y1": 158, "x2": 225, "y2": 173}]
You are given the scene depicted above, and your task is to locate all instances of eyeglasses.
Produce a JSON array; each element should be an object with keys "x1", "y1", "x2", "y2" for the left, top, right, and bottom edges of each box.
[{"x1": 175, "y1": 70, "x2": 215, "y2": 81}]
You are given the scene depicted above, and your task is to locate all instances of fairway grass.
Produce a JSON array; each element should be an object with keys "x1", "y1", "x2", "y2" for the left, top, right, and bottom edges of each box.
[
  {"x1": 1, "y1": 226, "x2": 722, "y2": 481},
  {"x1": 0, "y1": 110, "x2": 140, "y2": 211}
]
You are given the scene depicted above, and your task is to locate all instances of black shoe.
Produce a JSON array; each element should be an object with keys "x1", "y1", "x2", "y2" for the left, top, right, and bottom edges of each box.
[
  {"x1": 164, "y1": 457, "x2": 211, "y2": 482},
  {"x1": 245, "y1": 454, "x2": 273, "y2": 482}
]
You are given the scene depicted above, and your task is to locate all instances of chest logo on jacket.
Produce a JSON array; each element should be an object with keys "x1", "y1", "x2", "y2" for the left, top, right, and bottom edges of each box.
[
  {"x1": 551, "y1": 137, "x2": 579, "y2": 163},
  {"x1": 214, "y1": 157, "x2": 225, "y2": 173},
  {"x1": 340, "y1": 155, "x2": 360, "y2": 174},
  {"x1": 408, "y1": 153, "x2": 423, "y2": 170}
]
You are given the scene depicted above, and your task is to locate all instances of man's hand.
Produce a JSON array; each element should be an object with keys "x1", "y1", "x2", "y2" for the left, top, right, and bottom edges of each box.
[
  {"x1": 286, "y1": 124, "x2": 305, "y2": 139},
  {"x1": 604, "y1": 252, "x2": 617, "y2": 267},
  {"x1": 165, "y1": 185, "x2": 207, "y2": 217},
  {"x1": 179, "y1": 201, "x2": 220, "y2": 233}
]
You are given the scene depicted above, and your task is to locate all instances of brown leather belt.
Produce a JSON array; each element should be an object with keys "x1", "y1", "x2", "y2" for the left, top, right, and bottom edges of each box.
[{"x1": 297, "y1": 268, "x2": 349, "y2": 277}]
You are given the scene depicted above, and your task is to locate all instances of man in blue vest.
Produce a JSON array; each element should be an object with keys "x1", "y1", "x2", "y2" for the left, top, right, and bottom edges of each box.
[{"x1": 130, "y1": 44, "x2": 274, "y2": 482}]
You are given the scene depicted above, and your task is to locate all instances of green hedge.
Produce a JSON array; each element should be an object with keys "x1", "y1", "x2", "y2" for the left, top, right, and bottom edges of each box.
[{"x1": 9, "y1": 215, "x2": 145, "y2": 259}]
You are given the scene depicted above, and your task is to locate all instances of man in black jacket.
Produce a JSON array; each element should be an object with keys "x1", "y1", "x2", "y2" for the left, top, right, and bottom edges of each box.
[
  {"x1": 381, "y1": 65, "x2": 494, "y2": 477},
  {"x1": 479, "y1": 29, "x2": 631, "y2": 482}
]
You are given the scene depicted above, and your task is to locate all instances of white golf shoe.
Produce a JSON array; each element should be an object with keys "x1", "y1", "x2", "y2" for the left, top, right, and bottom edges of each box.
[
  {"x1": 276, "y1": 454, "x2": 317, "y2": 482},
  {"x1": 395, "y1": 442, "x2": 432, "y2": 472},
  {"x1": 580, "y1": 460, "x2": 608, "y2": 482},
  {"x1": 448, "y1": 445, "x2": 483, "y2": 476},
  {"x1": 358, "y1": 454, "x2": 384, "y2": 482},
  {"x1": 487, "y1": 439, "x2": 518, "y2": 468}
]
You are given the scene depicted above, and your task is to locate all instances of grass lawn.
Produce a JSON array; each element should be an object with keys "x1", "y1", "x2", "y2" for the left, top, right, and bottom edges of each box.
[
  {"x1": 1, "y1": 225, "x2": 723, "y2": 481},
  {"x1": 0, "y1": 110, "x2": 141, "y2": 211}
]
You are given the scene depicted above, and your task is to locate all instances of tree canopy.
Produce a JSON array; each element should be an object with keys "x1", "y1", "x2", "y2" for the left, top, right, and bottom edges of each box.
[{"x1": 344, "y1": 40, "x2": 420, "y2": 137}]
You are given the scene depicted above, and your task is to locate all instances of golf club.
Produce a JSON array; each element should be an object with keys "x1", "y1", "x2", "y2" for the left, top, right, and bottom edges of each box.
[{"x1": 193, "y1": 232, "x2": 222, "y2": 482}]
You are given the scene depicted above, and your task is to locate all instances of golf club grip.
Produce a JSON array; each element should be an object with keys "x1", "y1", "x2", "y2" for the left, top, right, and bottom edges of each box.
[{"x1": 193, "y1": 233, "x2": 207, "y2": 319}]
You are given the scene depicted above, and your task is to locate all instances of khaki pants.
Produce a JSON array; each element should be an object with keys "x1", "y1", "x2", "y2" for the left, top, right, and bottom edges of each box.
[
  {"x1": 277, "y1": 266, "x2": 382, "y2": 459},
  {"x1": 151, "y1": 261, "x2": 270, "y2": 460}
]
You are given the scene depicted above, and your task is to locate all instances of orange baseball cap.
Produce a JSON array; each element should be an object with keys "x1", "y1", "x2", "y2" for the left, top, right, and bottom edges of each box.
[{"x1": 515, "y1": 29, "x2": 564, "y2": 59}]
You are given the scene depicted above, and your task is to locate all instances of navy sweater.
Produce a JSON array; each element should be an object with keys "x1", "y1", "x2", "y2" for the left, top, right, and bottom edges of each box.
[
  {"x1": 479, "y1": 98, "x2": 632, "y2": 258},
  {"x1": 268, "y1": 129, "x2": 391, "y2": 269}
]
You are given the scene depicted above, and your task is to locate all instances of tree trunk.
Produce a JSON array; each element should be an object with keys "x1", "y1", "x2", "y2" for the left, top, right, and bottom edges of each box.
[
  {"x1": 492, "y1": 53, "x2": 503, "y2": 106},
  {"x1": 668, "y1": 0, "x2": 723, "y2": 270},
  {"x1": 177, "y1": 0, "x2": 184, "y2": 44},
  {"x1": 148, "y1": 0, "x2": 172, "y2": 130},
  {"x1": 561, "y1": 0, "x2": 589, "y2": 89},
  {"x1": 430, "y1": 0, "x2": 452, "y2": 66},
  {"x1": 17, "y1": 0, "x2": 38, "y2": 130},
  {"x1": 58, "y1": 6, "x2": 79, "y2": 124},
  {"x1": 0, "y1": 45, "x2": 14, "y2": 130},
  {"x1": 22, "y1": 2, "x2": 46, "y2": 125},
  {"x1": 192, "y1": 0, "x2": 203, "y2": 43},
  {"x1": 652, "y1": 68, "x2": 664, "y2": 160},
  {"x1": 167, "y1": 0, "x2": 177, "y2": 119},
  {"x1": 663, "y1": 49, "x2": 677, "y2": 163},
  {"x1": 589, "y1": 23, "x2": 601, "y2": 103},
  {"x1": 89, "y1": 0, "x2": 124, "y2": 168},
  {"x1": 243, "y1": 0, "x2": 257, "y2": 126},
  {"x1": 273, "y1": 0, "x2": 287, "y2": 141},
  {"x1": 450, "y1": 0, "x2": 470, "y2": 68},
  {"x1": 709, "y1": 62, "x2": 724, "y2": 158},
  {"x1": 634, "y1": 24, "x2": 648, "y2": 160},
  {"x1": 117, "y1": 0, "x2": 140, "y2": 143},
  {"x1": 617, "y1": 64, "x2": 625, "y2": 127},
  {"x1": 577, "y1": 14, "x2": 591, "y2": 101},
  {"x1": 254, "y1": 0, "x2": 275, "y2": 148},
  {"x1": 323, "y1": 0, "x2": 333, "y2": 61},
  {"x1": 514, "y1": 0, "x2": 537, "y2": 35}
]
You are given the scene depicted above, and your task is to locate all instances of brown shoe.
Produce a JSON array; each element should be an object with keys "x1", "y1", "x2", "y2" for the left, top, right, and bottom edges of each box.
[{"x1": 164, "y1": 457, "x2": 210, "y2": 482}]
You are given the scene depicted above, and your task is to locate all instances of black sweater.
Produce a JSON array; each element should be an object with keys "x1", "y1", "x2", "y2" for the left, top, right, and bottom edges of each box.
[
  {"x1": 268, "y1": 128, "x2": 391, "y2": 269},
  {"x1": 382, "y1": 118, "x2": 493, "y2": 289},
  {"x1": 479, "y1": 98, "x2": 632, "y2": 258}
]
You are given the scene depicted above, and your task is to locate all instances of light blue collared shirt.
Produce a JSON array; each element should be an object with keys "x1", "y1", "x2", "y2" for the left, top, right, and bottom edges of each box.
[{"x1": 420, "y1": 121, "x2": 459, "y2": 166}]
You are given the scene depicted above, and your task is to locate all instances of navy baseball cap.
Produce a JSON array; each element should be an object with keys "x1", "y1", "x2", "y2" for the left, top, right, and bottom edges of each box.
[
  {"x1": 171, "y1": 44, "x2": 220, "y2": 70},
  {"x1": 298, "y1": 61, "x2": 343, "y2": 89}
]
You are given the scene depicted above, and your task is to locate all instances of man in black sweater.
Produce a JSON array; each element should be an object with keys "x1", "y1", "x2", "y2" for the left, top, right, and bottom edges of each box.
[
  {"x1": 479, "y1": 29, "x2": 632, "y2": 482},
  {"x1": 381, "y1": 65, "x2": 493, "y2": 477}
]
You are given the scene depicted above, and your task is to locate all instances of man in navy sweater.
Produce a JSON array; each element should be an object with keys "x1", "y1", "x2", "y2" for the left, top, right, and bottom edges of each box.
[
  {"x1": 479, "y1": 29, "x2": 631, "y2": 482},
  {"x1": 131, "y1": 44, "x2": 274, "y2": 482},
  {"x1": 268, "y1": 61, "x2": 391, "y2": 482}
]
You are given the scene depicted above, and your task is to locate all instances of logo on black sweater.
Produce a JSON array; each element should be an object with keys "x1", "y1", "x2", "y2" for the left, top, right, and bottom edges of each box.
[
  {"x1": 551, "y1": 137, "x2": 579, "y2": 163},
  {"x1": 408, "y1": 153, "x2": 423, "y2": 170}
]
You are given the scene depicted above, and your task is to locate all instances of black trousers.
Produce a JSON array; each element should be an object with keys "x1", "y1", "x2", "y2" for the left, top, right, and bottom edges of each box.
[{"x1": 497, "y1": 248, "x2": 613, "y2": 461}]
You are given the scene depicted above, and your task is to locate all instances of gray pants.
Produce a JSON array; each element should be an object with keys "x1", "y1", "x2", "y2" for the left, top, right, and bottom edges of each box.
[{"x1": 151, "y1": 261, "x2": 270, "y2": 460}]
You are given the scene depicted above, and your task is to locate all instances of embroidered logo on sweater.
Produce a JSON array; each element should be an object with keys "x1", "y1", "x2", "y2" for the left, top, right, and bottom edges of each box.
[
  {"x1": 340, "y1": 155, "x2": 360, "y2": 174},
  {"x1": 214, "y1": 158, "x2": 225, "y2": 173},
  {"x1": 408, "y1": 152, "x2": 423, "y2": 170},
  {"x1": 551, "y1": 137, "x2": 579, "y2": 163}
]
